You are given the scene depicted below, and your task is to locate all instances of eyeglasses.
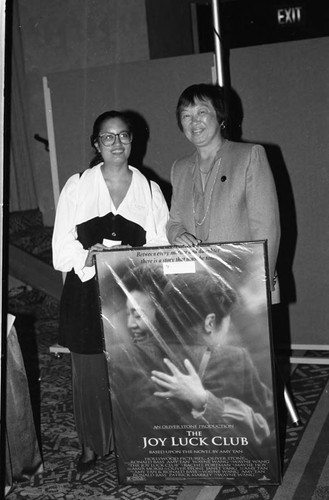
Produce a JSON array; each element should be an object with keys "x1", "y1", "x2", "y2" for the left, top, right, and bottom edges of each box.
[{"x1": 98, "y1": 131, "x2": 132, "y2": 147}]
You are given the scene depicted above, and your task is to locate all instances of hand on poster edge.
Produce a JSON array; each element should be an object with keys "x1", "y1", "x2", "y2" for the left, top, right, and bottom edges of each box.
[
  {"x1": 85, "y1": 243, "x2": 132, "y2": 266},
  {"x1": 173, "y1": 232, "x2": 202, "y2": 246}
]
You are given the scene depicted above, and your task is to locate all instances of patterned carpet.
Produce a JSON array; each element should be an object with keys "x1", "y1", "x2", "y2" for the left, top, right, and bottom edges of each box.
[{"x1": 5, "y1": 286, "x2": 329, "y2": 500}]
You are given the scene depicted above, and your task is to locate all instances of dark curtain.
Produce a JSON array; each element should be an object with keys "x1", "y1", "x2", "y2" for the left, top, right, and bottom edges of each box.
[{"x1": 9, "y1": 0, "x2": 38, "y2": 211}]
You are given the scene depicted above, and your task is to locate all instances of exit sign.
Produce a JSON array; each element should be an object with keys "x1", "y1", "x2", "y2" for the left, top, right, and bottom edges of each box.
[
  {"x1": 277, "y1": 6, "x2": 304, "y2": 25},
  {"x1": 192, "y1": 0, "x2": 329, "y2": 50}
]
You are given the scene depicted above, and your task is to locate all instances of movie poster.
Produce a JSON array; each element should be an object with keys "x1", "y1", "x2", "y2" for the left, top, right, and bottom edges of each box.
[{"x1": 96, "y1": 242, "x2": 281, "y2": 486}]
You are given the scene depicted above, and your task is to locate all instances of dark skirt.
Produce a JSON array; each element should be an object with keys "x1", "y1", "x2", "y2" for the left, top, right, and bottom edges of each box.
[
  {"x1": 71, "y1": 352, "x2": 112, "y2": 457},
  {"x1": 59, "y1": 271, "x2": 104, "y2": 354}
]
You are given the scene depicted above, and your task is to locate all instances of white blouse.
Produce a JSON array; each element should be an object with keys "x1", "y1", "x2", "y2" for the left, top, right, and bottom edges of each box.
[{"x1": 52, "y1": 164, "x2": 169, "y2": 282}]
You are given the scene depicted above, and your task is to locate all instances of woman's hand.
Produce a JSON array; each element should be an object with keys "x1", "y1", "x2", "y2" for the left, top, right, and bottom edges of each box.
[
  {"x1": 107, "y1": 244, "x2": 132, "y2": 250},
  {"x1": 173, "y1": 232, "x2": 201, "y2": 246},
  {"x1": 85, "y1": 243, "x2": 105, "y2": 267},
  {"x1": 151, "y1": 358, "x2": 207, "y2": 411},
  {"x1": 85, "y1": 243, "x2": 132, "y2": 266}
]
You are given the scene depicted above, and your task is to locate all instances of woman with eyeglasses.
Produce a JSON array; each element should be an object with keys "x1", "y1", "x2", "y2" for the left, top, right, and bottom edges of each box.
[{"x1": 52, "y1": 110, "x2": 169, "y2": 472}]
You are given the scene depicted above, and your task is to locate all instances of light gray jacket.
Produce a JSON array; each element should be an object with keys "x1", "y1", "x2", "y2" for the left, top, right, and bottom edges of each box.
[{"x1": 167, "y1": 140, "x2": 281, "y2": 291}]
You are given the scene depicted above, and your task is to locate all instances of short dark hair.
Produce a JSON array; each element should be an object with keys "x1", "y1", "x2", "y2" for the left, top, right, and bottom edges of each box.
[
  {"x1": 159, "y1": 271, "x2": 236, "y2": 342},
  {"x1": 176, "y1": 83, "x2": 227, "y2": 132}
]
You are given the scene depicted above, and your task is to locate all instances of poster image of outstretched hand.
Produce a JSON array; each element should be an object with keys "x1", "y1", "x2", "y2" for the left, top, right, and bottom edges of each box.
[{"x1": 96, "y1": 241, "x2": 281, "y2": 486}]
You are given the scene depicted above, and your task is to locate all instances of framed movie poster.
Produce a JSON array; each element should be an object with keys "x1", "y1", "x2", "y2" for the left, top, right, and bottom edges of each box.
[{"x1": 96, "y1": 242, "x2": 281, "y2": 486}]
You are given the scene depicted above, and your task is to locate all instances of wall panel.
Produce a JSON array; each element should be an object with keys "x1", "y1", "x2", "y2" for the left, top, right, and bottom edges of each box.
[
  {"x1": 229, "y1": 37, "x2": 329, "y2": 346},
  {"x1": 48, "y1": 53, "x2": 214, "y2": 191}
]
